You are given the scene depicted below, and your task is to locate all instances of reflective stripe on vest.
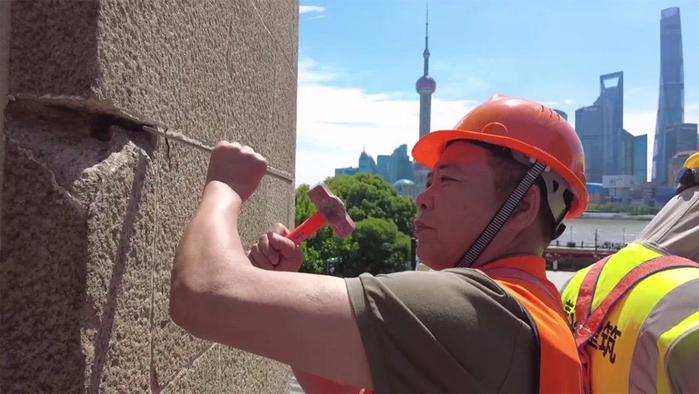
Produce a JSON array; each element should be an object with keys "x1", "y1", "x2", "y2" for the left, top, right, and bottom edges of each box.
[
  {"x1": 561, "y1": 243, "x2": 699, "y2": 393},
  {"x1": 485, "y1": 267, "x2": 584, "y2": 394}
]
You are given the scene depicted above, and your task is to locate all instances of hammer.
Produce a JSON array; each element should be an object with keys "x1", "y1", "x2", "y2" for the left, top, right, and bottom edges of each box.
[{"x1": 287, "y1": 183, "x2": 355, "y2": 245}]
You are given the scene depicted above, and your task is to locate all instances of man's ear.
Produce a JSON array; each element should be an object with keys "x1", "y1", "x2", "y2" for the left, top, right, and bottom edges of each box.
[{"x1": 508, "y1": 185, "x2": 541, "y2": 232}]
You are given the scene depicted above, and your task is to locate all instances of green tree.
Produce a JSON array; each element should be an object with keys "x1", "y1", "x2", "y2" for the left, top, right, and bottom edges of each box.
[
  {"x1": 334, "y1": 218, "x2": 411, "y2": 277},
  {"x1": 295, "y1": 174, "x2": 417, "y2": 276}
]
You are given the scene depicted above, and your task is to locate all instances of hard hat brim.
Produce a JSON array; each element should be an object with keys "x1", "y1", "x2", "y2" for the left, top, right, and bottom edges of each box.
[{"x1": 412, "y1": 130, "x2": 589, "y2": 218}]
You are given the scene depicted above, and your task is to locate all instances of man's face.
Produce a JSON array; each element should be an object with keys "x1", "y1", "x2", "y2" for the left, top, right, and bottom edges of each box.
[{"x1": 414, "y1": 141, "x2": 502, "y2": 270}]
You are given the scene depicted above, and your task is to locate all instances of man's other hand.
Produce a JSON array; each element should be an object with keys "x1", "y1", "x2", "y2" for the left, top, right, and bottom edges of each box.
[
  {"x1": 206, "y1": 141, "x2": 267, "y2": 202},
  {"x1": 248, "y1": 223, "x2": 304, "y2": 272}
]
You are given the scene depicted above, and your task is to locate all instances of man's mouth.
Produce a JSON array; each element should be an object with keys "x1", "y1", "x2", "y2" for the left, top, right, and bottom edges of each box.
[{"x1": 414, "y1": 221, "x2": 432, "y2": 234}]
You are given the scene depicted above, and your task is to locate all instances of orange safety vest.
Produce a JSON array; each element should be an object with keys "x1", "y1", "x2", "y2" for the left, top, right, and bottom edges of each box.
[{"x1": 482, "y1": 256, "x2": 584, "y2": 394}]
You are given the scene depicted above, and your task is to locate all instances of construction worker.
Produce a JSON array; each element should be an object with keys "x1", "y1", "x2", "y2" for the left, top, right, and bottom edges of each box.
[
  {"x1": 561, "y1": 151, "x2": 699, "y2": 393},
  {"x1": 170, "y1": 96, "x2": 587, "y2": 393}
]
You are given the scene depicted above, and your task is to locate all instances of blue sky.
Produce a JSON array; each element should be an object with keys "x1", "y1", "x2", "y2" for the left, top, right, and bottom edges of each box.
[{"x1": 295, "y1": 1, "x2": 699, "y2": 186}]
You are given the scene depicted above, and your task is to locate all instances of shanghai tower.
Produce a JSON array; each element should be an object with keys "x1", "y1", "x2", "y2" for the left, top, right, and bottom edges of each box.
[{"x1": 652, "y1": 7, "x2": 684, "y2": 185}]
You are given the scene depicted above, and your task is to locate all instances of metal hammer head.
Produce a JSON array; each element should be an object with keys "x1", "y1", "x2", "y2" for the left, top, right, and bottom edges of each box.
[{"x1": 308, "y1": 184, "x2": 355, "y2": 238}]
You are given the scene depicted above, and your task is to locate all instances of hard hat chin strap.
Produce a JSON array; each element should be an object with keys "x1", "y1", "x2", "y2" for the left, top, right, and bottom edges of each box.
[{"x1": 457, "y1": 160, "x2": 548, "y2": 268}]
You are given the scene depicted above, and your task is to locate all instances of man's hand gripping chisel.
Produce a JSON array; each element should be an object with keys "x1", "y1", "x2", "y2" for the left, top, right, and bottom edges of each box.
[{"x1": 287, "y1": 184, "x2": 355, "y2": 245}]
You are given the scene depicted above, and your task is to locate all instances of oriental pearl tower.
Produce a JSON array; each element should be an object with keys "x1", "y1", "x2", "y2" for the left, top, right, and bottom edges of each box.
[
  {"x1": 413, "y1": 7, "x2": 436, "y2": 194},
  {"x1": 416, "y1": 7, "x2": 436, "y2": 140}
]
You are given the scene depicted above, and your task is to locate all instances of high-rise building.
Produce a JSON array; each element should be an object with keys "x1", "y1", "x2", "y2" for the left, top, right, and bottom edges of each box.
[
  {"x1": 667, "y1": 123, "x2": 697, "y2": 152},
  {"x1": 652, "y1": 7, "x2": 685, "y2": 185},
  {"x1": 376, "y1": 155, "x2": 391, "y2": 181},
  {"x1": 390, "y1": 144, "x2": 414, "y2": 183},
  {"x1": 633, "y1": 134, "x2": 648, "y2": 182},
  {"x1": 669, "y1": 150, "x2": 696, "y2": 185},
  {"x1": 334, "y1": 150, "x2": 378, "y2": 177},
  {"x1": 665, "y1": 123, "x2": 698, "y2": 176},
  {"x1": 358, "y1": 150, "x2": 377, "y2": 174},
  {"x1": 621, "y1": 130, "x2": 635, "y2": 177},
  {"x1": 575, "y1": 72, "x2": 631, "y2": 182},
  {"x1": 576, "y1": 105, "x2": 604, "y2": 182}
]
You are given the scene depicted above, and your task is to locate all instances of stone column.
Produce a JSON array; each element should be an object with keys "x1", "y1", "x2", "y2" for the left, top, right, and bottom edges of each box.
[{"x1": 0, "y1": 1, "x2": 298, "y2": 392}]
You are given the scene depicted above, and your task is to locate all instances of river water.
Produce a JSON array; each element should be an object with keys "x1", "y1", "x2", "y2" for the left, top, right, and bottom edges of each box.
[{"x1": 554, "y1": 216, "x2": 652, "y2": 248}]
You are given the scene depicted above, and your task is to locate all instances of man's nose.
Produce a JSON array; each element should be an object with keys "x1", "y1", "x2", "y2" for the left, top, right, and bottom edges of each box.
[{"x1": 416, "y1": 189, "x2": 432, "y2": 211}]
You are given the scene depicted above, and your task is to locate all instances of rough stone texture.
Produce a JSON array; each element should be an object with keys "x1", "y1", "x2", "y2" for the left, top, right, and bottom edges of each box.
[
  {"x1": 166, "y1": 345, "x2": 221, "y2": 393},
  {"x1": 218, "y1": 347, "x2": 292, "y2": 393},
  {"x1": 0, "y1": 122, "x2": 91, "y2": 393},
  {"x1": 1, "y1": 0, "x2": 297, "y2": 392},
  {"x1": 8, "y1": 0, "x2": 100, "y2": 97},
  {"x1": 0, "y1": 0, "x2": 9, "y2": 250}
]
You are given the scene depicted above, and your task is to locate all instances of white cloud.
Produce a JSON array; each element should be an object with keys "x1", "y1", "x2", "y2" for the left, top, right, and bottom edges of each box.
[
  {"x1": 295, "y1": 57, "x2": 476, "y2": 186},
  {"x1": 299, "y1": 5, "x2": 325, "y2": 15},
  {"x1": 564, "y1": 99, "x2": 573, "y2": 105}
]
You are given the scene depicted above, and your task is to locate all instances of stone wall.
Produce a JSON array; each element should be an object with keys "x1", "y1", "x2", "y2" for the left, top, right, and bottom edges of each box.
[
  {"x1": 0, "y1": 1, "x2": 297, "y2": 392},
  {"x1": 0, "y1": 0, "x2": 9, "y2": 249}
]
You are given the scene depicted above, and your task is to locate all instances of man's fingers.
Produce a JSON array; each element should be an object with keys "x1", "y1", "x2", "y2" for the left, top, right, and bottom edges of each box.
[
  {"x1": 248, "y1": 245, "x2": 275, "y2": 270},
  {"x1": 272, "y1": 223, "x2": 291, "y2": 237},
  {"x1": 269, "y1": 233, "x2": 304, "y2": 272},
  {"x1": 258, "y1": 233, "x2": 280, "y2": 266},
  {"x1": 268, "y1": 233, "x2": 298, "y2": 256}
]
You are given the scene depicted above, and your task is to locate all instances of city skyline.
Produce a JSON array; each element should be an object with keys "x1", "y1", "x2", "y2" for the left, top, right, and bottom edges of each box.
[{"x1": 296, "y1": 1, "x2": 699, "y2": 186}]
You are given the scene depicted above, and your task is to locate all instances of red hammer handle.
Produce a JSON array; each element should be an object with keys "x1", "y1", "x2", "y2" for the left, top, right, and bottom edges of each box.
[{"x1": 287, "y1": 212, "x2": 328, "y2": 245}]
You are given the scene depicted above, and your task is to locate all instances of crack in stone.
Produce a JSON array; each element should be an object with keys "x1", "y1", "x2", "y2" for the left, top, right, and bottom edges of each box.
[
  {"x1": 159, "y1": 343, "x2": 217, "y2": 393},
  {"x1": 7, "y1": 137, "x2": 85, "y2": 211}
]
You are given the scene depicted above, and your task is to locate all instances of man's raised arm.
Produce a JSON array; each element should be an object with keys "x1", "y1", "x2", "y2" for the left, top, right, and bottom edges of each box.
[{"x1": 169, "y1": 142, "x2": 372, "y2": 389}]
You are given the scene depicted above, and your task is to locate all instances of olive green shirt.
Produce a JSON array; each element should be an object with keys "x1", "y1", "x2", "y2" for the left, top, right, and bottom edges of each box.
[{"x1": 345, "y1": 268, "x2": 537, "y2": 393}]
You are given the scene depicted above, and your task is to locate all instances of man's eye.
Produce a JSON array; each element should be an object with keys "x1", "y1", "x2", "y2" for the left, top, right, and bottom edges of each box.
[{"x1": 440, "y1": 176, "x2": 455, "y2": 182}]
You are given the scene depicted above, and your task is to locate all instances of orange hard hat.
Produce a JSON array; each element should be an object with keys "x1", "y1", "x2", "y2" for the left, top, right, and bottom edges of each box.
[{"x1": 412, "y1": 95, "x2": 589, "y2": 218}]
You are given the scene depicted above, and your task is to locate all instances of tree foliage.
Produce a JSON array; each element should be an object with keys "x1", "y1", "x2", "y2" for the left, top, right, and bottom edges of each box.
[{"x1": 295, "y1": 174, "x2": 417, "y2": 276}]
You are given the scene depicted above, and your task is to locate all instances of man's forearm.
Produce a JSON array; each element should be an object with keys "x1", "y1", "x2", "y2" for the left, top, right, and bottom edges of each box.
[{"x1": 170, "y1": 181, "x2": 251, "y2": 336}]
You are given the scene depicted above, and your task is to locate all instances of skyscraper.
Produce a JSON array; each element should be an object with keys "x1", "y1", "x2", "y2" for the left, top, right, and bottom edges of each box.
[
  {"x1": 665, "y1": 123, "x2": 698, "y2": 174},
  {"x1": 576, "y1": 105, "x2": 604, "y2": 182},
  {"x1": 358, "y1": 150, "x2": 377, "y2": 174},
  {"x1": 575, "y1": 72, "x2": 631, "y2": 182},
  {"x1": 633, "y1": 134, "x2": 648, "y2": 182},
  {"x1": 652, "y1": 7, "x2": 685, "y2": 185}
]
